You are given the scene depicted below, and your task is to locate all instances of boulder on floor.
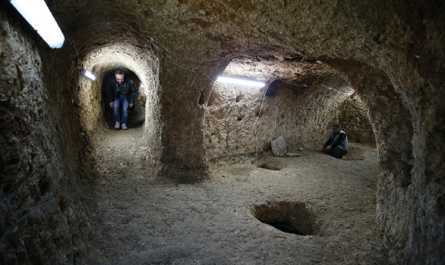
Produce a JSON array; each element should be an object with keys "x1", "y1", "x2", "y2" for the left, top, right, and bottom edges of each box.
[{"x1": 271, "y1": 136, "x2": 287, "y2": 157}]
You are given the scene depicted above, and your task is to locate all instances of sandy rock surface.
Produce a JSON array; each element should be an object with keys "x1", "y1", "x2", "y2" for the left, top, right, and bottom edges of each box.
[{"x1": 84, "y1": 126, "x2": 385, "y2": 264}]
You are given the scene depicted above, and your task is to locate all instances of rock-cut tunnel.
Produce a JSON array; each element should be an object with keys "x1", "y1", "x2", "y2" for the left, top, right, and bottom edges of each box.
[{"x1": 0, "y1": 0, "x2": 444, "y2": 264}]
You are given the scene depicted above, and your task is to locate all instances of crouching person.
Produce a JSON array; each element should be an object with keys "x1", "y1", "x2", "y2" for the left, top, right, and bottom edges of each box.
[
  {"x1": 107, "y1": 69, "x2": 138, "y2": 130},
  {"x1": 322, "y1": 124, "x2": 348, "y2": 159}
]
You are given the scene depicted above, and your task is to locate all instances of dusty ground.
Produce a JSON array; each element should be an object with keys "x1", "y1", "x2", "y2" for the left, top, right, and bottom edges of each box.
[{"x1": 83, "y1": 125, "x2": 387, "y2": 265}]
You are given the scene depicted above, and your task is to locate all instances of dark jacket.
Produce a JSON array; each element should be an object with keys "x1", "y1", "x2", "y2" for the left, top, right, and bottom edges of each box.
[
  {"x1": 107, "y1": 77, "x2": 138, "y2": 105},
  {"x1": 323, "y1": 130, "x2": 349, "y2": 151}
]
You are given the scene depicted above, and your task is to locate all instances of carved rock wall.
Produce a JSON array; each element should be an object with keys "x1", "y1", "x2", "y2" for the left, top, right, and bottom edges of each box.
[
  {"x1": 337, "y1": 97, "x2": 376, "y2": 146},
  {"x1": 204, "y1": 61, "x2": 373, "y2": 161},
  {"x1": 327, "y1": 60, "x2": 415, "y2": 263},
  {"x1": 0, "y1": 10, "x2": 92, "y2": 264},
  {"x1": 157, "y1": 62, "x2": 226, "y2": 181}
]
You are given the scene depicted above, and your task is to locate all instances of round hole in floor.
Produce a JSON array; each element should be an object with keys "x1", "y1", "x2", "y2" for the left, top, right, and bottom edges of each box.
[
  {"x1": 252, "y1": 201, "x2": 319, "y2": 236},
  {"x1": 252, "y1": 158, "x2": 286, "y2": 170},
  {"x1": 256, "y1": 163, "x2": 282, "y2": 170}
]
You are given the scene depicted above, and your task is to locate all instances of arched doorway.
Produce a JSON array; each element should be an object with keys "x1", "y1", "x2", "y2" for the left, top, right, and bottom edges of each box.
[{"x1": 101, "y1": 68, "x2": 146, "y2": 129}]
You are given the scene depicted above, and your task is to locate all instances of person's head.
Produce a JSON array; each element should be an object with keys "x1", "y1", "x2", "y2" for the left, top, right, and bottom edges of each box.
[
  {"x1": 115, "y1": 69, "x2": 125, "y2": 84},
  {"x1": 332, "y1": 124, "x2": 341, "y2": 134}
]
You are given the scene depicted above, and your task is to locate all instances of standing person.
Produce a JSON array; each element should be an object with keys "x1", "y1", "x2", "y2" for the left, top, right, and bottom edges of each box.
[
  {"x1": 107, "y1": 69, "x2": 138, "y2": 130},
  {"x1": 322, "y1": 124, "x2": 349, "y2": 159}
]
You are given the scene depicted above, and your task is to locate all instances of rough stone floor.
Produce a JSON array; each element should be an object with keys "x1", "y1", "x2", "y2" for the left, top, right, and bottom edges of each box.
[{"x1": 83, "y1": 126, "x2": 387, "y2": 265}]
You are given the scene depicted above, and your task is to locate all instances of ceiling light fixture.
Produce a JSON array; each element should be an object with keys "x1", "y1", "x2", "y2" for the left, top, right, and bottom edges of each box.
[
  {"x1": 217, "y1": 76, "x2": 265, "y2": 88},
  {"x1": 84, "y1": 70, "x2": 96, "y2": 81},
  {"x1": 11, "y1": 0, "x2": 65, "y2": 49}
]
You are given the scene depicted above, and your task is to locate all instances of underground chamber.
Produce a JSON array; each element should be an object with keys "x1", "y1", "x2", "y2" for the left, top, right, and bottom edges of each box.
[{"x1": 1, "y1": 0, "x2": 444, "y2": 263}]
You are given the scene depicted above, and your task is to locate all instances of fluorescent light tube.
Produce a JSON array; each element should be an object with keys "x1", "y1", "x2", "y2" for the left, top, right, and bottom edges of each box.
[
  {"x1": 84, "y1": 71, "x2": 96, "y2": 81},
  {"x1": 216, "y1": 76, "x2": 265, "y2": 88},
  {"x1": 11, "y1": 0, "x2": 65, "y2": 49}
]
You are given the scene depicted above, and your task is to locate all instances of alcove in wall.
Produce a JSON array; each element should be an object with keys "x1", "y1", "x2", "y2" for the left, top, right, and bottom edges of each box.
[{"x1": 204, "y1": 58, "x2": 376, "y2": 161}]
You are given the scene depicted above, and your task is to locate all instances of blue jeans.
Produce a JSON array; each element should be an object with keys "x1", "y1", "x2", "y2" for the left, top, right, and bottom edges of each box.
[{"x1": 113, "y1": 95, "x2": 128, "y2": 124}]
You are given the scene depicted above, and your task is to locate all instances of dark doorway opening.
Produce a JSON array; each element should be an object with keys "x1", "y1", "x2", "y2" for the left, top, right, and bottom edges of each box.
[{"x1": 101, "y1": 68, "x2": 146, "y2": 129}]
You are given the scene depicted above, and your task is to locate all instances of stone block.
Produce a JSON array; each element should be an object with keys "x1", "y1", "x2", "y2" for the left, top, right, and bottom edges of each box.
[{"x1": 271, "y1": 136, "x2": 287, "y2": 157}]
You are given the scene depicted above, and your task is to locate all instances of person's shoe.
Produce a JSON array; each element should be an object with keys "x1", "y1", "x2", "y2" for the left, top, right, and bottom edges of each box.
[
  {"x1": 121, "y1": 124, "x2": 128, "y2": 130},
  {"x1": 114, "y1": 121, "x2": 120, "y2": 129}
]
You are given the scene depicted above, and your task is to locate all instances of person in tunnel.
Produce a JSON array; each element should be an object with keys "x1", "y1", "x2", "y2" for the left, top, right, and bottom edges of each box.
[
  {"x1": 322, "y1": 124, "x2": 349, "y2": 159},
  {"x1": 107, "y1": 69, "x2": 138, "y2": 130}
]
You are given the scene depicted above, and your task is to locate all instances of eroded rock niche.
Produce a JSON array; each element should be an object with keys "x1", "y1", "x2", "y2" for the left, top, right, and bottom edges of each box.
[{"x1": 205, "y1": 58, "x2": 375, "y2": 161}]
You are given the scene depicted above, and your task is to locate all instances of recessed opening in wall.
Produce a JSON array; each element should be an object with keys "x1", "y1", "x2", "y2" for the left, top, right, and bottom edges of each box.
[
  {"x1": 198, "y1": 90, "x2": 206, "y2": 105},
  {"x1": 252, "y1": 201, "x2": 319, "y2": 236},
  {"x1": 236, "y1": 94, "x2": 244, "y2": 102},
  {"x1": 266, "y1": 79, "x2": 312, "y2": 98},
  {"x1": 204, "y1": 57, "x2": 377, "y2": 164},
  {"x1": 265, "y1": 80, "x2": 279, "y2": 97},
  {"x1": 101, "y1": 68, "x2": 146, "y2": 129}
]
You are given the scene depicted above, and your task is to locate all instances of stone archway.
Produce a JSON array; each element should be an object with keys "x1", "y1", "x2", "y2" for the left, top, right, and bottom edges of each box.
[{"x1": 326, "y1": 60, "x2": 414, "y2": 260}]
